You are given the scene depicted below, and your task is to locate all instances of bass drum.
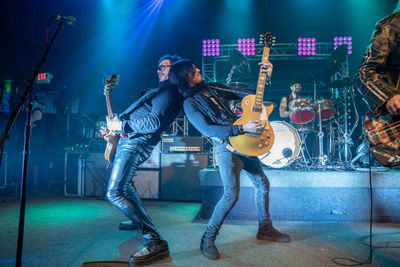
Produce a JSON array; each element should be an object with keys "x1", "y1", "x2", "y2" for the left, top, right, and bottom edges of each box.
[{"x1": 258, "y1": 121, "x2": 300, "y2": 168}]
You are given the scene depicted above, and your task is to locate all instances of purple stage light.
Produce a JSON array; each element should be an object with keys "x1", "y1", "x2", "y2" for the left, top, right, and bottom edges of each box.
[
  {"x1": 202, "y1": 39, "x2": 220, "y2": 56},
  {"x1": 298, "y1": 37, "x2": 316, "y2": 56},
  {"x1": 237, "y1": 38, "x2": 255, "y2": 56},
  {"x1": 333, "y1": 36, "x2": 353, "y2": 55}
]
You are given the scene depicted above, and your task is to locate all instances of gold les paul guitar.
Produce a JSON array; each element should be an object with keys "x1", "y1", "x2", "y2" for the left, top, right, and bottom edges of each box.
[
  {"x1": 229, "y1": 32, "x2": 275, "y2": 156},
  {"x1": 103, "y1": 74, "x2": 120, "y2": 162}
]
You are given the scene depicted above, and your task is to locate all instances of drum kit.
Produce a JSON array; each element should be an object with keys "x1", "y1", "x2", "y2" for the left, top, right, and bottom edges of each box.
[
  {"x1": 219, "y1": 80, "x2": 358, "y2": 170},
  {"x1": 210, "y1": 47, "x2": 359, "y2": 170},
  {"x1": 258, "y1": 77, "x2": 361, "y2": 170},
  {"x1": 258, "y1": 96, "x2": 338, "y2": 169}
]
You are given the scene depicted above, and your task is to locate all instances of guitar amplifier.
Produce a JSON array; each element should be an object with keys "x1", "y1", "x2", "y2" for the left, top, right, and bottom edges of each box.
[{"x1": 161, "y1": 136, "x2": 204, "y2": 153}]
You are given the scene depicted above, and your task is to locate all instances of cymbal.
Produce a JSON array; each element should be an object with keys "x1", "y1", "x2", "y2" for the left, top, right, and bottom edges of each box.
[
  {"x1": 227, "y1": 82, "x2": 250, "y2": 91},
  {"x1": 230, "y1": 49, "x2": 247, "y2": 66}
]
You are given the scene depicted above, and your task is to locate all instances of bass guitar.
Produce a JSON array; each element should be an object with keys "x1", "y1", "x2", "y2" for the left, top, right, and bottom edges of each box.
[
  {"x1": 103, "y1": 74, "x2": 120, "y2": 162},
  {"x1": 229, "y1": 32, "x2": 275, "y2": 156},
  {"x1": 364, "y1": 111, "x2": 400, "y2": 167}
]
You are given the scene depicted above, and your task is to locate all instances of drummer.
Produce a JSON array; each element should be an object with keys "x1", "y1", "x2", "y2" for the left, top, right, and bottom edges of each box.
[{"x1": 279, "y1": 81, "x2": 303, "y2": 119}]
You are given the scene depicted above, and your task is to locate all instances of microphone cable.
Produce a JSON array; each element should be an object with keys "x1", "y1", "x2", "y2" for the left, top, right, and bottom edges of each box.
[{"x1": 330, "y1": 147, "x2": 374, "y2": 265}]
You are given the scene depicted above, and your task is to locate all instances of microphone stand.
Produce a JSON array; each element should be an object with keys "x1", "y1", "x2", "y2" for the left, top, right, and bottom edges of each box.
[{"x1": 0, "y1": 19, "x2": 67, "y2": 267}]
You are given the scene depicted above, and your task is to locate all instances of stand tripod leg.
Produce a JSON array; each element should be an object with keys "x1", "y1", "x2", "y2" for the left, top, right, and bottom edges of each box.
[{"x1": 297, "y1": 133, "x2": 310, "y2": 168}]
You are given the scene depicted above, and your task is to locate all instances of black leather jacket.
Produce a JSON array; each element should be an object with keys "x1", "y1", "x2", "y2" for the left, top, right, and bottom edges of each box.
[
  {"x1": 359, "y1": 11, "x2": 400, "y2": 110},
  {"x1": 183, "y1": 83, "x2": 245, "y2": 142},
  {"x1": 119, "y1": 80, "x2": 183, "y2": 139}
]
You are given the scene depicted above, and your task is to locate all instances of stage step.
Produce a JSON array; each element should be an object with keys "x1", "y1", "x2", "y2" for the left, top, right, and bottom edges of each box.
[{"x1": 199, "y1": 168, "x2": 400, "y2": 222}]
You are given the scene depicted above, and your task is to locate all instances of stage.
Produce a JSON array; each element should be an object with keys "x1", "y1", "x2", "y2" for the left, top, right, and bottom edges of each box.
[
  {"x1": 1, "y1": 196, "x2": 400, "y2": 266},
  {"x1": 199, "y1": 168, "x2": 400, "y2": 222}
]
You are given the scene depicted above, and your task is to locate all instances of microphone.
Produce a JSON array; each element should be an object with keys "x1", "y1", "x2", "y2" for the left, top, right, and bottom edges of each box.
[{"x1": 55, "y1": 15, "x2": 76, "y2": 25}]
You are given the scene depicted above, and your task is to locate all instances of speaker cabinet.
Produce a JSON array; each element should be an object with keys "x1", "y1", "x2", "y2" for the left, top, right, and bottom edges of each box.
[
  {"x1": 64, "y1": 152, "x2": 110, "y2": 197},
  {"x1": 64, "y1": 150, "x2": 160, "y2": 198},
  {"x1": 83, "y1": 153, "x2": 110, "y2": 197},
  {"x1": 160, "y1": 153, "x2": 208, "y2": 201},
  {"x1": 132, "y1": 170, "x2": 159, "y2": 199}
]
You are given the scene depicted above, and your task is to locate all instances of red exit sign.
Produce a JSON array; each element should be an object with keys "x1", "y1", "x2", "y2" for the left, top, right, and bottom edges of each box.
[
  {"x1": 36, "y1": 72, "x2": 53, "y2": 84},
  {"x1": 38, "y1": 73, "x2": 47, "y2": 80}
]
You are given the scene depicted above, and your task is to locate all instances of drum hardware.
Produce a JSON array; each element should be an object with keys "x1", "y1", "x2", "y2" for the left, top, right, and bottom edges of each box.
[
  {"x1": 315, "y1": 102, "x2": 328, "y2": 167},
  {"x1": 327, "y1": 76, "x2": 355, "y2": 88},
  {"x1": 328, "y1": 85, "x2": 359, "y2": 169},
  {"x1": 297, "y1": 132, "x2": 312, "y2": 168}
]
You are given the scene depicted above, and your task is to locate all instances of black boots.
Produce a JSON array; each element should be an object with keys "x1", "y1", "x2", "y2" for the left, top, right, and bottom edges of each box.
[
  {"x1": 129, "y1": 239, "x2": 169, "y2": 264},
  {"x1": 200, "y1": 233, "x2": 219, "y2": 260},
  {"x1": 257, "y1": 225, "x2": 291, "y2": 242}
]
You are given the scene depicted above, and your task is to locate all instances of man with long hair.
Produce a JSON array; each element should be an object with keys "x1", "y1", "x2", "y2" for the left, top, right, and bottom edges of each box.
[{"x1": 169, "y1": 59, "x2": 290, "y2": 260}]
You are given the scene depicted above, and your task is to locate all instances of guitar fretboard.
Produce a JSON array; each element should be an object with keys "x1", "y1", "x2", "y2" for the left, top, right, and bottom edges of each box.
[{"x1": 254, "y1": 47, "x2": 270, "y2": 111}]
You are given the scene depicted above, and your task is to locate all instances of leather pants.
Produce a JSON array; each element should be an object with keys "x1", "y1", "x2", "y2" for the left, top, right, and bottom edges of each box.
[{"x1": 106, "y1": 137, "x2": 160, "y2": 241}]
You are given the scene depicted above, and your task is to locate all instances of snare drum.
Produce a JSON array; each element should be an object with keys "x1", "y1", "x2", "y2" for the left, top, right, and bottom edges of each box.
[
  {"x1": 258, "y1": 121, "x2": 300, "y2": 168},
  {"x1": 289, "y1": 98, "x2": 314, "y2": 124},
  {"x1": 313, "y1": 99, "x2": 335, "y2": 121}
]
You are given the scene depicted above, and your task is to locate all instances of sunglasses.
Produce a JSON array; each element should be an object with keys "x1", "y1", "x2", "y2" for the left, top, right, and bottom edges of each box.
[{"x1": 157, "y1": 64, "x2": 172, "y2": 71}]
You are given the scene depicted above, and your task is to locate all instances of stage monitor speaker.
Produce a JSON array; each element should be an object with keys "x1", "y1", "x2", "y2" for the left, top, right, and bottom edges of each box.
[{"x1": 160, "y1": 153, "x2": 208, "y2": 201}]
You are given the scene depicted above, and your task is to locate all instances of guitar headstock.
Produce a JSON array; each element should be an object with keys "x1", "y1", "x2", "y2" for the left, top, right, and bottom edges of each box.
[
  {"x1": 259, "y1": 32, "x2": 275, "y2": 48},
  {"x1": 104, "y1": 74, "x2": 120, "y2": 95}
]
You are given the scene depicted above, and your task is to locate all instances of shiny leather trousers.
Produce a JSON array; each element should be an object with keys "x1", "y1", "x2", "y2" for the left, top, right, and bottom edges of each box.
[
  {"x1": 205, "y1": 143, "x2": 271, "y2": 238},
  {"x1": 106, "y1": 137, "x2": 160, "y2": 241}
]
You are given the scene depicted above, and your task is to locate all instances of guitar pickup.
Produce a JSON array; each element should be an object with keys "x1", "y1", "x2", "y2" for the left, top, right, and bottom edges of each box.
[{"x1": 251, "y1": 106, "x2": 263, "y2": 113}]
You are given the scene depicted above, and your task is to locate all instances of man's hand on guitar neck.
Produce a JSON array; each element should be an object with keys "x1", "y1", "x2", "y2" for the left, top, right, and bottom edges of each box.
[
  {"x1": 243, "y1": 120, "x2": 265, "y2": 134},
  {"x1": 385, "y1": 94, "x2": 400, "y2": 116},
  {"x1": 106, "y1": 116, "x2": 122, "y2": 131},
  {"x1": 258, "y1": 60, "x2": 273, "y2": 81}
]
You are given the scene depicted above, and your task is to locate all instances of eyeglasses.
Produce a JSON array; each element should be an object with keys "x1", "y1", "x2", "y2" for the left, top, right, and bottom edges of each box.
[{"x1": 157, "y1": 65, "x2": 171, "y2": 71}]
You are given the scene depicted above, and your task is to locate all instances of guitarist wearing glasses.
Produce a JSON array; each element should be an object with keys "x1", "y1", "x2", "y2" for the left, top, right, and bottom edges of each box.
[
  {"x1": 169, "y1": 54, "x2": 291, "y2": 260},
  {"x1": 359, "y1": 3, "x2": 400, "y2": 167},
  {"x1": 102, "y1": 54, "x2": 182, "y2": 264}
]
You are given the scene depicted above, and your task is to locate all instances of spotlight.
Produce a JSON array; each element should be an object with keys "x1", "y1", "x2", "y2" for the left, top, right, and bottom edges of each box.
[
  {"x1": 334, "y1": 36, "x2": 352, "y2": 54},
  {"x1": 202, "y1": 39, "x2": 220, "y2": 56},
  {"x1": 237, "y1": 38, "x2": 255, "y2": 56},
  {"x1": 297, "y1": 37, "x2": 316, "y2": 56}
]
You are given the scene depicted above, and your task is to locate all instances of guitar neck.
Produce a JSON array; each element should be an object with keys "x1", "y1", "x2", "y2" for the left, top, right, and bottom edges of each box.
[
  {"x1": 105, "y1": 93, "x2": 114, "y2": 119},
  {"x1": 254, "y1": 47, "x2": 270, "y2": 109}
]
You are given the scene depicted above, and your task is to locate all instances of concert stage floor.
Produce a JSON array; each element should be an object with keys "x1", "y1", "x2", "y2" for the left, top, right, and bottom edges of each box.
[{"x1": 0, "y1": 196, "x2": 400, "y2": 267}]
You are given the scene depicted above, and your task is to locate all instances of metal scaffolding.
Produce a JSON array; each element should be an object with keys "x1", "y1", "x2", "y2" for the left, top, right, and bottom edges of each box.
[{"x1": 201, "y1": 42, "x2": 335, "y2": 83}]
